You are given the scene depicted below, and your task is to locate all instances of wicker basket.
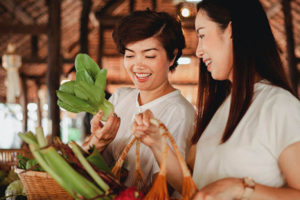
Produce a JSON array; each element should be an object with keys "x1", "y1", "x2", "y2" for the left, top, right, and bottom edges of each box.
[
  {"x1": 15, "y1": 168, "x2": 73, "y2": 200},
  {"x1": 0, "y1": 149, "x2": 32, "y2": 170}
]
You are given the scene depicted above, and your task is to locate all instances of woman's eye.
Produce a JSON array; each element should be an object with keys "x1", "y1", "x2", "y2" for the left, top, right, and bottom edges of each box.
[
  {"x1": 198, "y1": 34, "x2": 204, "y2": 39},
  {"x1": 145, "y1": 56, "x2": 156, "y2": 59},
  {"x1": 125, "y1": 55, "x2": 134, "y2": 58}
]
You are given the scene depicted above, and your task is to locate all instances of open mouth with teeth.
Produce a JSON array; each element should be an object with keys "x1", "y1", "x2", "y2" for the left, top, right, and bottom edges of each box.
[
  {"x1": 204, "y1": 60, "x2": 212, "y2": 66},
  {"x1": 135, "y1": 72, "x2": 152, "y2": 82}
]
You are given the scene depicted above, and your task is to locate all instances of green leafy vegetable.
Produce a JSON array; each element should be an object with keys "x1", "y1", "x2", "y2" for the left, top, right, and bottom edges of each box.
[
  {"x1": 87, "y1": 146, "x2": 112, "y2": 175},
  {"x1": 56, "y1": 53, "x2": 114, "y2": 121}
]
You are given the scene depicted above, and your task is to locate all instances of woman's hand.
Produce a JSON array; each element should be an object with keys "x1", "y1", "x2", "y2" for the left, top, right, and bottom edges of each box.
[
  {"x1": 193, "y1": 178, "x2": 243, "y2": 200},
  {"x1": 131, "y1": 109, "x2": 163, "y2": 150},
  {"x1": 82, "y1": 111, "x2": 120, "y2": 152}
]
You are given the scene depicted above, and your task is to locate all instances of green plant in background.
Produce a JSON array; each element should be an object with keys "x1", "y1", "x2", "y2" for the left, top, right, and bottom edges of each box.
[{"x1": 56, "y1": 53, "x2": 114, "y2": 121}]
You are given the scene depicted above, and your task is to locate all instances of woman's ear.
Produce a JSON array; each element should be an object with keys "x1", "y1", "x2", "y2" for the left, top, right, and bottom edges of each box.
[
  {"x1": 226, "y1": 21, "x2": 232, "y2": 39},
  {"x1": 171, "y1": 49, "x2": 178, "y2": 65}
]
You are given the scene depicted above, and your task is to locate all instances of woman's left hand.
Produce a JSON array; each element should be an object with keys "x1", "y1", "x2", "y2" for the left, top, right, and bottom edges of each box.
[
  {"x1": 131, "y1": 109, "x2": 163, "y2": 150},
  {"x1": 193, "y1": 178, "x2": 243, "y2": 200}
]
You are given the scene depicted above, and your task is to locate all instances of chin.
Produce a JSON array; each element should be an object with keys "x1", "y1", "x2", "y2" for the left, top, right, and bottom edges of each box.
[{"x1": 211, "y1": 74, "x2": 226, "y2": 81}]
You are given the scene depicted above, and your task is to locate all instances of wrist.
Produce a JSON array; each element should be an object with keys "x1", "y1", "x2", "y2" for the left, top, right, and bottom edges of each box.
[{"x1": 239, "y1": 177, "x2": 255, "y2": 200}]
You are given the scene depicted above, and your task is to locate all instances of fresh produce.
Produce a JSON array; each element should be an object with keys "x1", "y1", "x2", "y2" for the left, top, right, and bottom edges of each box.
[
  {"x1": 114, "y1": 187, "x2": 144, "y2": 200},
  {"x1": 0, "y1": 169, "x2": 19, "y2": 187},
  {"x1": 4, "y1": 180, "x2": 25, "y2": 200},
  {"x1": 56, "y1": 53, "x2": 114, "y2": 121},
  {"x1": 17, "y1": 127, "x2": 136, "y2": 200}
]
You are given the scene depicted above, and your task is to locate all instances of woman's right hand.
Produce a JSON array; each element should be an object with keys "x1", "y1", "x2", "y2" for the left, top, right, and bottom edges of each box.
[
  {"x1": 131, "y1": 109, "x2": 163, "y2": 151},
  {"x1": 82, "y1": 111, "x2": 120, "y2": 152}
]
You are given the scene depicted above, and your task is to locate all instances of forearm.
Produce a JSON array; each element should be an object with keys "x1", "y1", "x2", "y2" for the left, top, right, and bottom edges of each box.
[
  {"x1": 250, "y1": 184, "x2": 300, "y2": 200},
  {"x1": 150, "y1": 143, "x2": 184, "y2": 192}
]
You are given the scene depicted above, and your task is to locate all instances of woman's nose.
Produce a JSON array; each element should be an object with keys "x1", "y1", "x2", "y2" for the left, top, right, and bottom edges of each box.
[
  {"x1": 196, "y1": 48, "x2": 204, "y2": 58},
  {"x1": 196, "y1": 43, "x2": 204, "y2": 58},
  {"x1": 134, "y1": 57, "x2": 145, "y2": 68}
]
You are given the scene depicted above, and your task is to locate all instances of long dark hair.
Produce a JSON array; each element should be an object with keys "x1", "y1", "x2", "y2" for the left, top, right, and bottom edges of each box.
[{"x1": 192, "y1": 0, "x2": 295, "y2": 144}]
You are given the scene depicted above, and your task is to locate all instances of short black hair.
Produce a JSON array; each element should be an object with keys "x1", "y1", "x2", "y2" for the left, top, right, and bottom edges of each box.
[{"x1": 112, "y1": 10, "x2": 186, "y2": 71}]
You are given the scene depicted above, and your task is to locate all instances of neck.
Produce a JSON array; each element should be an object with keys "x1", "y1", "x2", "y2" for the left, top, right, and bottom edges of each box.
[{"x1": 138, "y1": 82, "x2": 175, "y2": 105}]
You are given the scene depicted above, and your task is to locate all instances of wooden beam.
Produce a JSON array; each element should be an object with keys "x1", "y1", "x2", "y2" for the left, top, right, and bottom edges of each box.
[
  {"x1": 20, "y1": 75, "x2": 28, "y2": 132},
  {"x1": 35, "y1": 81, "x2": 42, "y2": 127},
  {"x1": 0, "y1": 0, "x2": 34, "y2": 24},
  {"x1": 98, "y1": 24, "x2": 104, "y2": 68},
  {"x1": 0, "y1": 23, "x2": 47, "y2": 34},
  {"x1": 152, "y1": 0, "x2": 157, "y2": 10},
  {"x1": 266, "y1": 2, "x2": 281, "y2": 19},
  {"x1": 95, "y1": 0, "x2": 126, "y2": 18},
  {"x1": 80, "y1": 0, "x2": 92, "y2": 54},
  {"x1": 31, "y1": 35, "x2": 38, "y2": 57},
  {"x1": 0, "y1": 57, "x2": 73, "y2": 64},
  {"x1": 97, "y1": 15, "x2": 123, "y2": 28},
  {"x1": 129, "y1": 0, "x2": 135, "y2": 13},
  {"x1": 46, "y1": 0, "x2": 62, "y2": 139},
  {"x1": 282, "y1": 0, "x2": 298, "y2": 96}
]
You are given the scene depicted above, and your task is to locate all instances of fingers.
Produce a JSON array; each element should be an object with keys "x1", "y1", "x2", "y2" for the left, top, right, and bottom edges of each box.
[
  {"x1": 134, "y1": 109, "x2": 154, "y2": 127},
  {"x1": 143, "y1": 109, "x2": 154, "y2": 126},
  {"x1": 90, "y1": 111, "x2": 104, "y2": 134},
  {"x1": 94, "y1": 112, "x2": 120, "y2": 141},
  {"x1": 84, "y1": 112, "x2": 120, "y2": 152},
  {"x1": 135, "y1": 113, "x2": 144, "y2": 125}
]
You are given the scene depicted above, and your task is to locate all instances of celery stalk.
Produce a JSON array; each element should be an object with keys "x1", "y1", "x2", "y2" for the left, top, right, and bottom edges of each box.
[
  {"x1": 18, "y1": 132, "x2": 39, "y2": 149},
  {"x1": 70, "y1": 142, "x2": 110, "y2": 192},
  {"x1": 35, "y1": 126, "x2": 47, "y2": 148},
  {"x1": 41, "y1": 146, "x2": 104, "y2": 199},
  {"x1": 28, "y1": 144, "x2": 77, "y2": 199}
]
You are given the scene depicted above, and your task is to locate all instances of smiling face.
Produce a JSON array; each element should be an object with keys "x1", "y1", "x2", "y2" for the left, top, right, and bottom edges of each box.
[
  {"x1": 195, "y1": 10, "x2": 234, "y2": 81},
  {"x1": 124, "y1": 37, "x2": 174, "y2": 92}
]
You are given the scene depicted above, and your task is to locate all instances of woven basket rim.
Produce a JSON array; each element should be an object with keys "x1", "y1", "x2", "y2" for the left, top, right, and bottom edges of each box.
[{"x1": 15, "y1": 168, "x2": 51, "y2": 178}]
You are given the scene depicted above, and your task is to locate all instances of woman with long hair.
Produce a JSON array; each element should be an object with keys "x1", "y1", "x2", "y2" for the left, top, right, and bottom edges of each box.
[{"x1": 132, "y1": 0, "x2": 300, "y2": 199}]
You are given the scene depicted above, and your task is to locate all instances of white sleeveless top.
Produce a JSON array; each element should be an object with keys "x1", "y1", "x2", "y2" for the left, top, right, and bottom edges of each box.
[{"x1": 193, "y1": 81, "x2": 300, "y2": 189}]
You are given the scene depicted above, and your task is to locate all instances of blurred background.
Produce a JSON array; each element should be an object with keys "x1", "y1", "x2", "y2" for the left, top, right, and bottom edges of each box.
[{"x1": 0, "y1": 0, "x2": 299, "y2": 149}]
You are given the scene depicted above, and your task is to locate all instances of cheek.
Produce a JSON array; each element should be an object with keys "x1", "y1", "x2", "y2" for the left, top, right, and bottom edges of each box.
[{"x1": 123, "y1": 60, "x2": 132, "y2": 71}]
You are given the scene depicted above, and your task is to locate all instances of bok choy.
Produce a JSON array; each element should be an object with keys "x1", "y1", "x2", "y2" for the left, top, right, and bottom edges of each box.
[{"x1": 56, "y1": 53, "x2": 113, "y2": 121}]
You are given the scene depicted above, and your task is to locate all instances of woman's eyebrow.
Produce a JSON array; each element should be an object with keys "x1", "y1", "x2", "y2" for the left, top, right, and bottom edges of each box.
[
  {"x1": 124, "y1": 47, "x2": 158, "y2": 53},
  {"x1": 143, "y1": 48, "x2": 158, "y2": 52},
  {"x1": 125, "y1": 48, "x2": 134, "y2": 52}
]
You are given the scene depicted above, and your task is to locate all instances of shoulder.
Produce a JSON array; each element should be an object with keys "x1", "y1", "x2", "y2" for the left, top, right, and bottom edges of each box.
[
  {"x1": 158, "y1": 91, "x2": 196, "y2": 126},
  {"x1": 164, "y1": 90, "x2": 196, "y2": 116},
  {"x1": 254, "y1": 82, "x2": 300, "y2": 114}
]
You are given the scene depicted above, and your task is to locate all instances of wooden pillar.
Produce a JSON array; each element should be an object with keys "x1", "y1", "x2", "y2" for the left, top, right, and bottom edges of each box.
[
  {"x1": 282, "y1": 0, "x2": 298, "y2": 96},
  {"x1": 98, "y1": 24, "x2": 104, "y2": 68},
  {"x1": 80, "y1": 0, "x2": 92, "y2": 54},
  {"x1": 31, "y1": 35, "x2": 38, "y2": 57},
  {"x1": 46, "y1": 0, "x2": 61, "y2": 139},
  {"x1": 152, "y1": 0, "x2": 157, "y2": 10},
  {"x1": 130, "y1": 0, "x2": 135, "y2": 13},
  {"x1": 36, "y1": 81, "x2": 42, "y2": 127},
  {"x1": 20, "y1": 75, "x2": 28, "y2": 132}
]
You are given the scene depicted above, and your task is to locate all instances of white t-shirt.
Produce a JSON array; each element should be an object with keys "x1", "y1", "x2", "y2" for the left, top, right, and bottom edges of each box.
[
  {"x1": 193, "y1": 81, "x2": 300, "y2": 189},
  {"x1": 103, "y1": 87, "x2": 195, "y2": 187}
]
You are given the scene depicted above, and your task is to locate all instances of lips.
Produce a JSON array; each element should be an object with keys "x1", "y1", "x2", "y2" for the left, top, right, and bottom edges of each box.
[
  {"x1": 134, "y1": 72, "x2": 152, "y2": 82},
  {"x1": 203, "y1": 59, "x2": 212, "y2": 66}
]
